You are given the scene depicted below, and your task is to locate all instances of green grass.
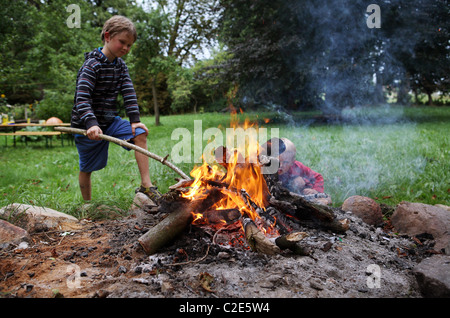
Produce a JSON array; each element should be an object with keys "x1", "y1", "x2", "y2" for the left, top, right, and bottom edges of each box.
[{"x1": 0, "y1": 105, "x2": 448, "y2": 218}]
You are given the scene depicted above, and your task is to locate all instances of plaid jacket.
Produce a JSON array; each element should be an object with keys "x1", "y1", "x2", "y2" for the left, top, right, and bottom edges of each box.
[
  {"x1": 279, "y1": 160, "x2": 325, "y2": 193},
  {"x1": 71, "y1": 48, "x2": 140, "y2": 130}
]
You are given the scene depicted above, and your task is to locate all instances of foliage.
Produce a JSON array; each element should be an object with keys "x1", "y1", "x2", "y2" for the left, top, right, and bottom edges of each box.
[
  {"x1": 382, "y1": 0, "x2": 450, "y2": 104},
  {"x1": 167, "y1": 66, "x2": 194, "y2": 112},
  {"x1": 0, "y1": 0, "x2": 447, "y2": 117},
  {"x1": 0, "y1": 94, "x2": 10, "y2": 114},
  {"x1": 35, "y1": 90, "x2": 73, "y2": 122},
  {"x1": 129, "y1": 0, "x2": 222, "y2": 123}
]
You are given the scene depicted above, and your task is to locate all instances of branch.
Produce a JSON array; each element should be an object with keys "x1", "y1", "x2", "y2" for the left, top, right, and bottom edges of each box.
[{"x1": 54, "y1": 126, "x2": 190, "y2": 180}]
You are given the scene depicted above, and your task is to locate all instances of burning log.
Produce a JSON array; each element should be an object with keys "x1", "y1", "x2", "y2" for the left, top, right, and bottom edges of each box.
[
  {"x1": 138, "y1": 186, "x2": 229, "y2": 255},
  {"x1": 203, "y1": 209, "x2": 241, "y2": 225}
]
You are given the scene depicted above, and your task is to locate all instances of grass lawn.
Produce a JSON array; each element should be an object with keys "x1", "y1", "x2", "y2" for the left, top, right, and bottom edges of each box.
[{"x1": 0, "y1": 105, "x2": 448, "y2": 218}]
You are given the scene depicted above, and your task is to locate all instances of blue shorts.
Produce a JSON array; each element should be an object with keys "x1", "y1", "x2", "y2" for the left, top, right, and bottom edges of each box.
[{"x1": 75, "y1": 117, "x2": 146, "y2": 172}]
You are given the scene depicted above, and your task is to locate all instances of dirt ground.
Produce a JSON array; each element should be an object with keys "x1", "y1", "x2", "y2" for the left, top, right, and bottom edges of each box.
[{"x1": 0, "y1": 205, "x2": 433, "y2": 299}]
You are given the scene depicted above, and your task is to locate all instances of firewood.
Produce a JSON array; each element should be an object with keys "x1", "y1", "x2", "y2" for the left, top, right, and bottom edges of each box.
[
  {"x1": 169, "y1": 179, "x2": 194, "y2": 190},
  {"x1": 268, "y1": 189, "x2": 349, "y2": 234},
  {"x1": 203, "y1": 209, "x2": 241, "y2": 224},
  {"x1": 138, "y1": 186, "x2": 229, "y2": 255},
  {"x1": 262, "y1": 166, "x2": 345, "y2": 233},
  {"x1": 273, "y1": 232, "x2": 310, "y2": 255},
  {"x1": 242, "y1": 218, "x2": 280, "y2": 255},
  {"x1": 138, "y1": 200, "x2": 197, "y2": 255}
]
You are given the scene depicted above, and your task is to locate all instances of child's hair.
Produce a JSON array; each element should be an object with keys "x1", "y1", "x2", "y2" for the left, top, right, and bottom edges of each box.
[
  {"x1": 101, "y1": 15, "x2": 137, "y2": 44},
  {"x1": 263, "y1": 137, "x2": 286, "y2": 157}
]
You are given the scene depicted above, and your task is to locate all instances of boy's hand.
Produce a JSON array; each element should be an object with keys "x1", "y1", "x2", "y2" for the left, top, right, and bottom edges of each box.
[
  {"x1": 131, "y1": 122, "x2": 149, "y2": 136},
  {"x1": 86, "y1": 125, "x2": 103, "y2": 140}
]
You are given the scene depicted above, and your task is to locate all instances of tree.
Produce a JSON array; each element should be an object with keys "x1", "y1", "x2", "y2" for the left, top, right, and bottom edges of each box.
[
  {"x1": 218, "y1": 0, "x2": 449, "y2": 112},
  {"x1": 219, "y1": 0, "x2": 381, "y2": 112},
  {"x1": 0, "y1": 0, "x2": 135, "y2": 107},
  {"x1": 130, "y1": 0, "x2": 221, "y2": 124},
  {"x1": 190, "y1": 45, "x2": 234, "y2": 112},
  {"x1": 0, "y1": 0, "x2": 42, "y2": 104}
]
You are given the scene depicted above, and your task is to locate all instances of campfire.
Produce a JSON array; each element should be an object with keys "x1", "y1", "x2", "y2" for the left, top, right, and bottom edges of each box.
[{"x1": 138, "y1": 115, "x2": 349, "y2": 257}]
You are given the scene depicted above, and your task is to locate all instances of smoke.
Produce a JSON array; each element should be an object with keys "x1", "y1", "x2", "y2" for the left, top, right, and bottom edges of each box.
[
  {"x1": 282, "y1": 118, "x2": 427, "y2": 205},
  {"x1": 278, "y1": 1, "x2": 432, "y2": 202},
  {"x1": 231, "y1": 1, "x2": 432, "y2": 203},
  {"x1": 302, "y1": 0, "x2": 383, "y2": 116}
]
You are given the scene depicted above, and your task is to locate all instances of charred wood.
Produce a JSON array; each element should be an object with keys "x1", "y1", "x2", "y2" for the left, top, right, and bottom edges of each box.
[
  {"x1": 273, "y1": 232, "x2": 310, "y2": 255},
  {"x1": 259, "y1": 206, "x2": 292, "y2": 235},
  {"x1": 265, "y1": 174, "x2": 348, "y2": 234},
  {"x1": 242, "y1": 218, "x2": 280, "y2": 255},
  {"x1": 203, "y1": 209, "x2": 241, "y2": 225}
]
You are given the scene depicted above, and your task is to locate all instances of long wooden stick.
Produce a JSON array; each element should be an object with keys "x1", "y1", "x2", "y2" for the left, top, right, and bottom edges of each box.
[{"x1": 54, "y1": 126, "x2": 190, "y2": 180}]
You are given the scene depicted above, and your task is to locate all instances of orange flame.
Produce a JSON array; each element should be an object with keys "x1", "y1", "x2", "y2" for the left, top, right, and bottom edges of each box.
[{"x1": 182, "y1": 114, "x2": 277, "y2": 237}]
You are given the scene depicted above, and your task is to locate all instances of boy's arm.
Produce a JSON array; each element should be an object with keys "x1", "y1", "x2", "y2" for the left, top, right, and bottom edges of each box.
[
  {"x1": 296, "y1": 161, "x2": 325, "y2": 192},
  {"x1": 310, "y1": 171, "x2": 324, "y2": 192},
  {"x1": 74, "y1": 62, "x2": 100, "y2": 130},
  {"x1": 120, "y1": 64, "x2": 140, "y2": 124}
]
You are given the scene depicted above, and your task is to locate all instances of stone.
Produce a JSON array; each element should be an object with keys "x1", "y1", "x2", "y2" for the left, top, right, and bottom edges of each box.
[
  {"x1": 0, "y1": 203, "x2": 80, "y2": 233},
  {"x1": 341, "y1": 195, "x2": 383, "y2": 225},
  {"x1": 413, "y1": 255, "x2": 450, "y2": 298},
  {"x1": 161, "y1": 281, "x2": 174, "y2": 293},
  {"x1": 0, "y1": 219, "x2": 30, "y2": 245},
  {"x1": 391, "y1": 201, "x2": 450, "y2": 254},
  {"x1": 435, "y1": 204, "x2": 450, "y2": 212}
]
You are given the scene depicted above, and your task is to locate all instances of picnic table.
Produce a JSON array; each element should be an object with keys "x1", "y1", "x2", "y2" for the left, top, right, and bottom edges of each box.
[{"x1": 0, "y1": 122, "x2": 72, "y2": 147}]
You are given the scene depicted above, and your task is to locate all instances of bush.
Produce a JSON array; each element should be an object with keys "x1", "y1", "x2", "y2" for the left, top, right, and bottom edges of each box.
[{"x1": 35, "y1": 90, "x2": 73, "y2": 122}]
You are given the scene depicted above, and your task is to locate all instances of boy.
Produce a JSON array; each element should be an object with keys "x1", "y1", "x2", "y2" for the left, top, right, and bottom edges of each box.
[
  {"x1": 71, "y1": 15, "x2": 160, "y2": 203},
  {"x1": 262, "y1": 137, "x2": 331, "y2": 205}
]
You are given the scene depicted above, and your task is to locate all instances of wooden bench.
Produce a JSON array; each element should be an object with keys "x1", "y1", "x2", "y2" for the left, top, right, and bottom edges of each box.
[{"x1": 0, "y1": 131, "x2": 71, "y2": 147}]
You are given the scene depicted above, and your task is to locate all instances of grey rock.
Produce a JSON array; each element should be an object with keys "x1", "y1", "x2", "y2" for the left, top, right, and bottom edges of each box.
[
  {"x1": 391, "y1": 202, "x2": 450, "y2": 254},
  {"x1": 413, "y1": 255, "x2": 450, "y2": 298}
]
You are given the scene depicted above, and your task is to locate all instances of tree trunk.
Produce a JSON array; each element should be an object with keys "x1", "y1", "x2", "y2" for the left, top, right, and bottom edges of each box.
[
  {"x1": 427, "y1": 91, "x2": 433, "y2": 106},
  {"x1": 151, "y1": 77, "x2": 160, "y2": 126}
]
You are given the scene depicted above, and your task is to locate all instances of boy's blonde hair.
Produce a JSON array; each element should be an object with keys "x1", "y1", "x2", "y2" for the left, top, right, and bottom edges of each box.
[{"x1": 101, "y1": 15, "x2": 137, "y2": 44}]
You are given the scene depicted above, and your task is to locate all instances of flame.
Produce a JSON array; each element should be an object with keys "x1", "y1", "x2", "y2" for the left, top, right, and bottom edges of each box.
[
  {"x1": 182, "y1": 113, "x2": 277, "y2": 237},
  {"x1": 191, "y1": 212, "x2": 204, "y2": 223}
]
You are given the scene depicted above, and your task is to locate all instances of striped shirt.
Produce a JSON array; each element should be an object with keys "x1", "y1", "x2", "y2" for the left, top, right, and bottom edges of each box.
[{"x1": 71, "y1": 48, "x2": 140, "y2": 130}]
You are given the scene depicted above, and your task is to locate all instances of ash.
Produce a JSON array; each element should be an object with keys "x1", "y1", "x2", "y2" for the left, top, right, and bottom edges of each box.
[
  {"x1": 107, "y1": 208, "x2": 424, "y2": 298},
  {"x1": 1, "y1": 206, "x2": 430, "y2": 298}
]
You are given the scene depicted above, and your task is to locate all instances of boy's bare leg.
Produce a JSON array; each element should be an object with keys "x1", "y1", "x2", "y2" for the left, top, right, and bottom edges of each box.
[
  {"x1": 133, "y1": 133, "x2": 153, "y2": 188},
  {"x1": 79, "y1": 171, "x2": 92, "y2": 201}
]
